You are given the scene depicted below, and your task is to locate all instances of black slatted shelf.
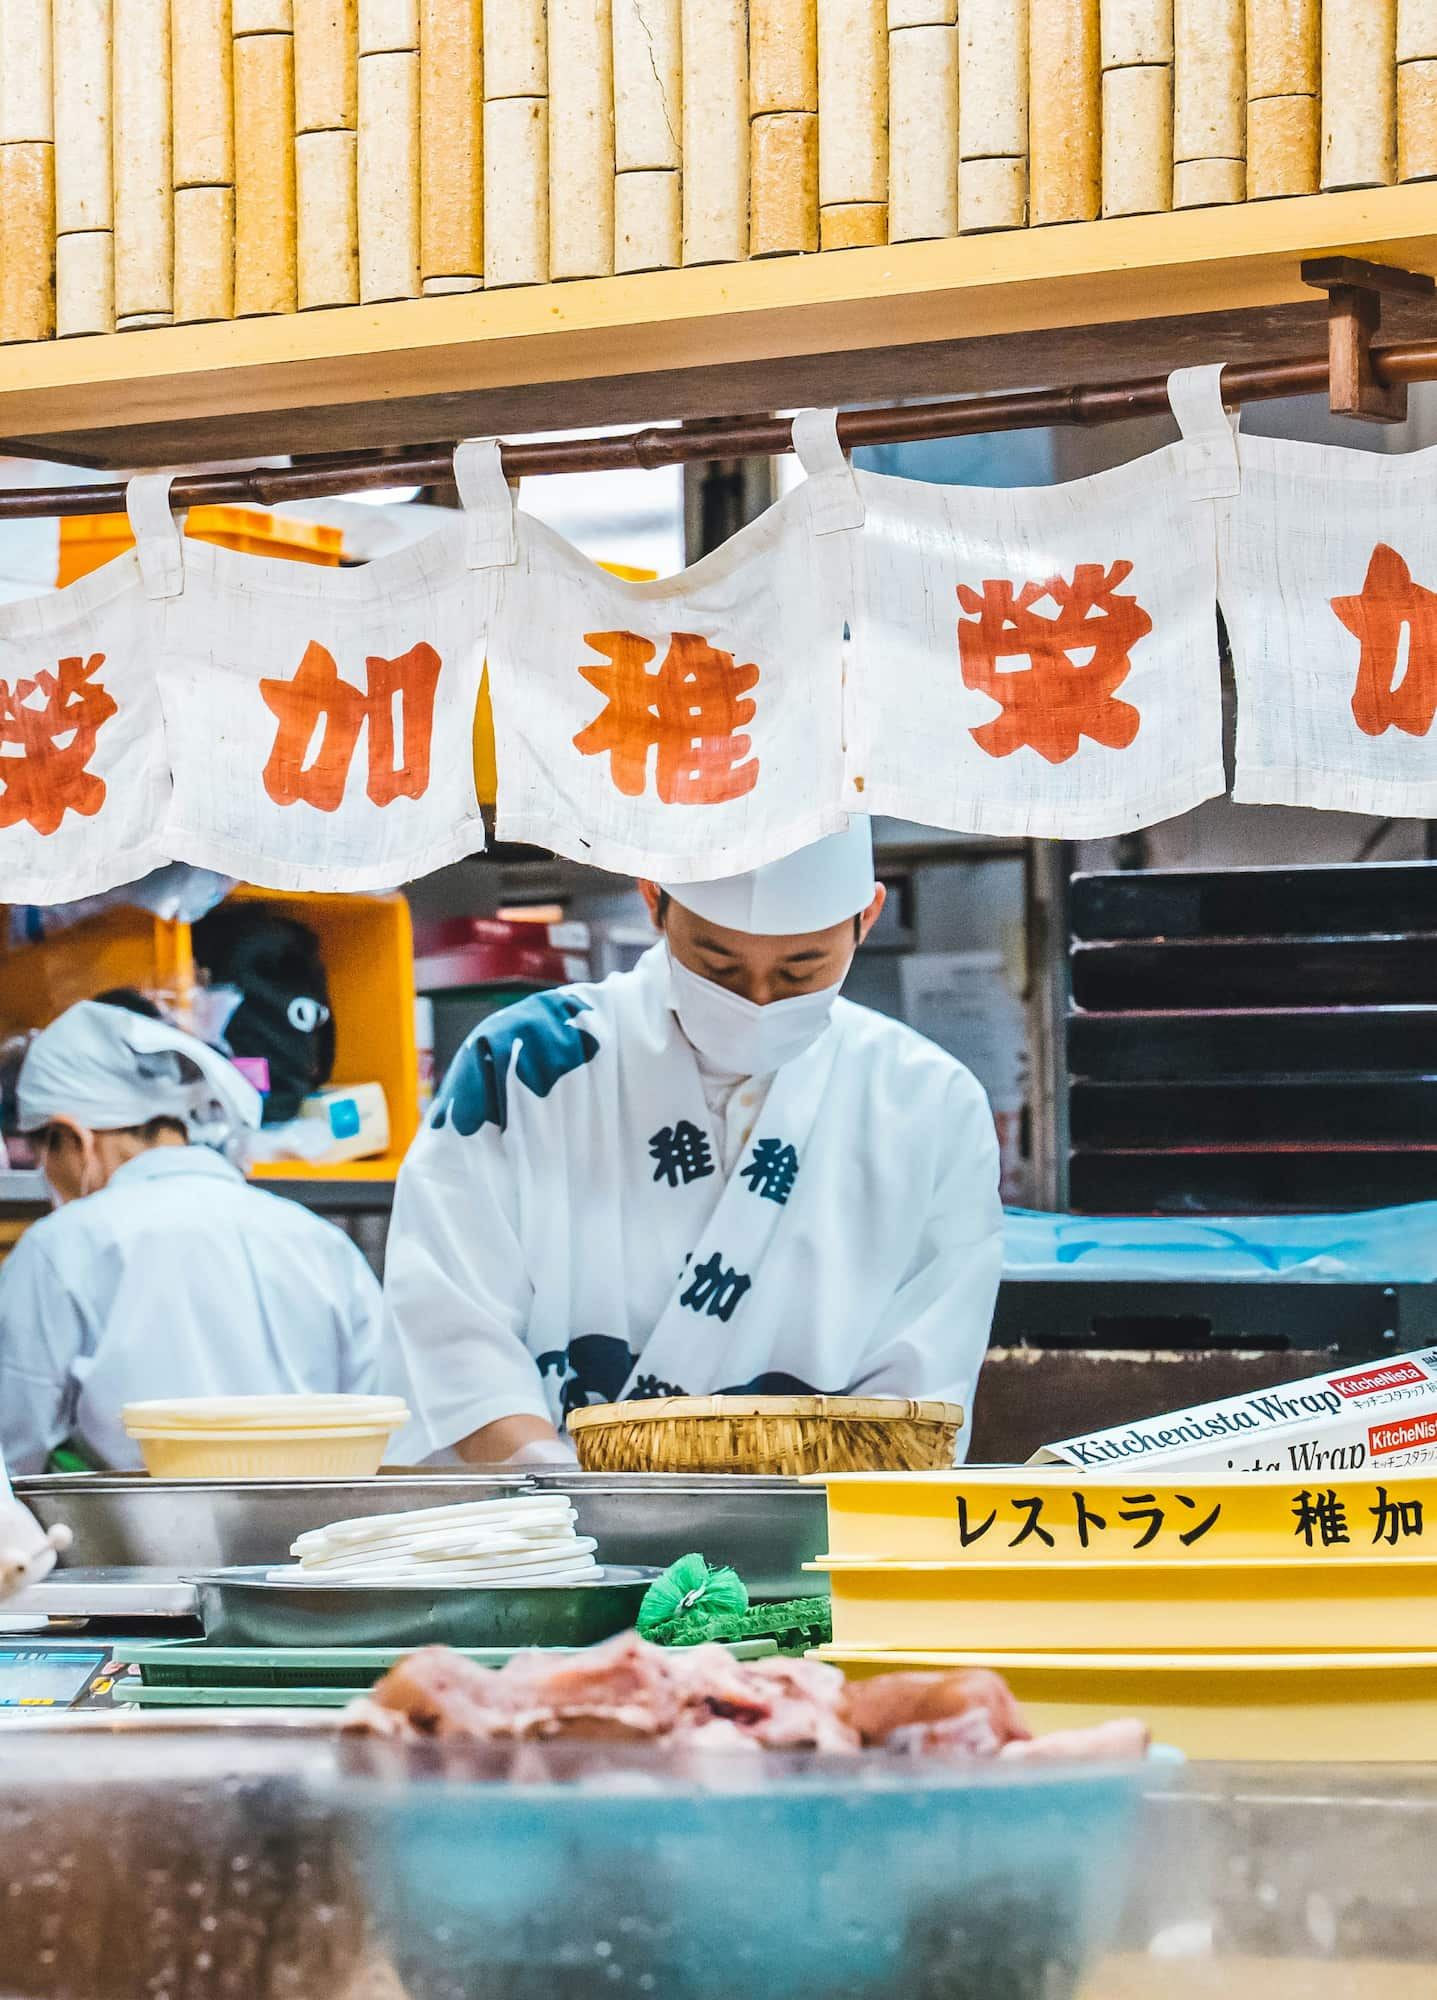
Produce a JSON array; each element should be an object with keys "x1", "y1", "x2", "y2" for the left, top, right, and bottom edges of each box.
[
  {"x1": 1070, "y1": 1007, "x2": 1437, "y2": 1082},
  {"x1": 1072, "y1": 861, "x2": 1437, "y2": 941},
  {"x1": 1071, "y1": 1077, "x2": 1437, "y2": 1148},
  {"x1": 1066, "y1": 863, "x2": 1437, "y2": 1214}
]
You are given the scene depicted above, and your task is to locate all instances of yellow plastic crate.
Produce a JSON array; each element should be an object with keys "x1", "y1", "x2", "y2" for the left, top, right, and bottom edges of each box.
[
  {"x1": 818, "y1": 1645, "x2": 1437, "y2": 1762},
  {"x1": 1, "y1": 888, "x2": 418, "y2": 1180},
  {"x1": 57, "y1": 505, "x2": 344, "y2": 586},
  {"x1": 230, "y1": 887, "x2": 419, "y2": 1180},
  {"x1": 815, "y1": 1469, "x2": 1437, "y2": 1566},
  {"x1": 813, "y1": 1553, "x2": 1437, "y2": 1653}
]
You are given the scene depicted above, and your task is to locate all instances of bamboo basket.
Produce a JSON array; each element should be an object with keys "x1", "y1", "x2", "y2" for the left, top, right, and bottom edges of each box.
[{"x1": 568, "y1": 1395, "x2": 965, "y2": 1476}]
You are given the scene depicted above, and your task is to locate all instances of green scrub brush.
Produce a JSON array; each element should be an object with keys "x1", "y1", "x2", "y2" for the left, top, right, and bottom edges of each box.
[
  {"x1": 638, "y1": 1555, "x2": 833, "y2": 1653},
  {"x1": 637, "y1": 1552, "x2": 749, "y2": 1638}
]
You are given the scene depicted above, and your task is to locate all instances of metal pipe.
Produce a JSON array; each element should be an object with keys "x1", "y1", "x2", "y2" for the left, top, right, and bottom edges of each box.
[{"x1": 0, "y1": 336, "x2": 1425, "y2": 520}]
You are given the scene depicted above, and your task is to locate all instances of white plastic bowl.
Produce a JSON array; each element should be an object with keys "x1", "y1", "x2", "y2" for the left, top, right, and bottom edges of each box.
[{"x1": 121, "y1": 1396, "x2": 410, "y2": 1479}]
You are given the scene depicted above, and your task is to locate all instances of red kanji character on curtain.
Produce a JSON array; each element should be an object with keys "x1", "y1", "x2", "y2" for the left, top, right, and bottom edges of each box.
[
  {"x1": 573, "y1": 628, "x2": 760, "y2": 804},
  {"x1": 0, "y1": 653, "x2": 116, "y2": 835},
  {"x1": 1332, "y1": 543, "x2": 1437, "y2": 739},
  {"x1": 260, "y1": 639, "x2": 442, "y2": 811},
  {"x1": 957, "y1": 560, "x2": 1152, "y2": 764}
]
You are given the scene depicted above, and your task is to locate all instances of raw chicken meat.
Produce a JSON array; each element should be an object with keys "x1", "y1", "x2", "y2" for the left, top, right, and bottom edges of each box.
[
  {"x1": 671, "y1": 1648, "x2": 861, "y2": 1751},
  {"x1": 881, "y1": 1710, "x2": 1004, "y2": 1761},
  {"x1": 346, "y1": 1632, "x2": 1148, "y2": 1768},
  {"x1": 999, "y1": 1718, "x2": 1151, "y2": 1764},
  {"x1": 842, "y1": 1668, "x2": 1030, "y2": 1750}
]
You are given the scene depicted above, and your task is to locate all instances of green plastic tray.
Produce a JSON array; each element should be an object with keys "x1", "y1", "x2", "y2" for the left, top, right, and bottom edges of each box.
[
  {"x1": 113, "y1": 1637, "x2": 779, "y2": 1690},
  {"x1": 122, "y1": 1684, "x2": 358, "y2": 1708}
]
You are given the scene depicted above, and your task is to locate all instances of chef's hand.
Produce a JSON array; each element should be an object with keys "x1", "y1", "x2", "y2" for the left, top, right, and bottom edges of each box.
[
  {"x1": 505, "y1": 1436, "x2": 580, "y2": 1469},
  {"x1": 0, "y1": 1498, "x2": 71, "y2": 1601},
  {"x1": 456, "y1": 1413, "x2": 579, "y2": 1468}
]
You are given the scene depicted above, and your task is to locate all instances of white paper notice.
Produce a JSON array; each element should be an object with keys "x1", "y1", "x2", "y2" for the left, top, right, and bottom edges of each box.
[{"x1": 899, "y1": 950, "x2": 1027, "y2": 1200}]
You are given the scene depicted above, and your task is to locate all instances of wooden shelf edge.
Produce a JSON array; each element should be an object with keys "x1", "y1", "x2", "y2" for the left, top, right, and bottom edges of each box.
[{"x1": 5, "y1": 186, "x2": 1437, "y2": 465}]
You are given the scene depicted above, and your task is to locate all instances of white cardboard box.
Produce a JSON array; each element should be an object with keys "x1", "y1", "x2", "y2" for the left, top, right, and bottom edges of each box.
[{"x1": 1033, "y1": 1348, "x2": 1437, "y2": 1477}]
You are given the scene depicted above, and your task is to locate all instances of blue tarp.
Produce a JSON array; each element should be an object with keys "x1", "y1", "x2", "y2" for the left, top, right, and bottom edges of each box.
[{"x1": 1002, "y1": 1205, "x2": 1437, "y2": 1284}]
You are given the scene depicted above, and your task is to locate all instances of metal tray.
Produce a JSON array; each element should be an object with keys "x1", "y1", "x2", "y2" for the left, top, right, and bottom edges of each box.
[
  {"x1": 15, "y1": 1474, "x2": 528, "y2": 1569},
  {"x1": 523, "y1": 1471, "x2": 829, "y2": 1601},
  {"x1": 188, "y1": 1565, "x2": 660, "y2": 1649}
]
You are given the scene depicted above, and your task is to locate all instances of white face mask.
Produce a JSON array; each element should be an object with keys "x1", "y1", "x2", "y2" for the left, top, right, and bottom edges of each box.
[{"x1": 667, "y1": 948, "x2": 843, "y2": 1076}]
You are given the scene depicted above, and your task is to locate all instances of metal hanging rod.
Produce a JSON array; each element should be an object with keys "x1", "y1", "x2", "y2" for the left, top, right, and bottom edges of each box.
[{"x1": 2, "y1": 326, "x2": 1435, "y2": 524}]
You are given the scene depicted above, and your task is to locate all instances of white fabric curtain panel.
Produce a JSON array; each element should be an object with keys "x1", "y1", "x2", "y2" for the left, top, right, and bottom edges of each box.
[
  {"x1": 10, "y1": 374, "x2": 1437, "y2": 903},
  {"x1": 842, "y1": 365, "x2": 1234, "y2": 840},
  {"x1": 484, "y1": 409, "x2": 855, "y2": 882},
  {"x1": 153, "y1": 448, "x2": 495, "y2": 892},
  {"x1": 1225, "y1": 417, "x2": 1437, "y2": 817}
]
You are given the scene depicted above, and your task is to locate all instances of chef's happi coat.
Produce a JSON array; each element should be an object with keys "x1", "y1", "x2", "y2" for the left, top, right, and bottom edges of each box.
[
  {"x1": 0, "y1": 1147, "x2": 384, "y2": 1472},
  {"x1": 383, "y1": 943, "x2": 1003, "y2": 1460}
]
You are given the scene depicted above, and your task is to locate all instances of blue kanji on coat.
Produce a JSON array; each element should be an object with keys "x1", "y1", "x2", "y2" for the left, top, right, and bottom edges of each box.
[
  {"x1": 679, "y1": 1250, "x2": 752, "y2": 1322},
  {"x1": 740, "y1": 1138, "x2": 800, "y2": 1204},
  {"x1": 649, "y1": 1119, "x2": 716, "y2": 1186},
  {"x1": 431, "y1": 990, "x2": 600, "y2": 1137},
  {"x1": 537, "y1": 1335, "x2": 638, "y2": 1418},
  {"x1": 720, "y1": 1371, "x2": 820, "y2": 1396}
]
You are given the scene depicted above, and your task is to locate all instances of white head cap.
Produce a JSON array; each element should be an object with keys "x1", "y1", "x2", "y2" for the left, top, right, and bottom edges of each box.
[
  {"x1": 18, "y1": 1001, "x2": 263, "y2": 1150},
  {"x1": 659, "y1": 818, "x2": 877, "y2": 937}
]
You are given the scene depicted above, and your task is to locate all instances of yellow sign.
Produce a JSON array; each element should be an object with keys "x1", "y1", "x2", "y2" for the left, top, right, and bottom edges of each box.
[{"x1": 818, "y1": 1471, "x2": 1437, "y2": 1565}]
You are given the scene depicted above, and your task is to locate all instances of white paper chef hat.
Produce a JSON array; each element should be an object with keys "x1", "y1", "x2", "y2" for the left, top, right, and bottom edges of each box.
[
  {"x1": 17, "y1": 1000, "x2": 263, "y2": 1147},
  {"x1": 659, "y1": 818, "x2": 877, "y2": 936}
]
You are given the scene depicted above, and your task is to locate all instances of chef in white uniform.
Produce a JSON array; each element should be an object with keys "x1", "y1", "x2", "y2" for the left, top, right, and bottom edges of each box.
[
  {"x1": 383, "y1": 819, "x2": 1003, "y2": 1466},
  {"x1": 0, "y1": 1000, "x2": 383, "y2": 1473}
]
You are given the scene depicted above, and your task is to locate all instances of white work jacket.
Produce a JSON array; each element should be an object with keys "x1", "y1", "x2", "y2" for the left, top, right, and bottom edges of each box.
[
  {"x1": 0, "y1": 1147, "x2": 383, "y2": 1472},
  {"x1": 383, "y1": 945, "x2": 1003, "y2": 1461}
]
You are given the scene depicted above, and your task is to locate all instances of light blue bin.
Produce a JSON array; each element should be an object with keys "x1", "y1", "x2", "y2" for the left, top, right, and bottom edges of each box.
[{"x1": 344, "y1": 1747, "x2": 1142, "y2": 2000}]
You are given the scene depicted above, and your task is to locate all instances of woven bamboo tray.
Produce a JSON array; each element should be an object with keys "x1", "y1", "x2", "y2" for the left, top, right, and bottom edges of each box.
[{"x1": 567, "y1": 1395, "x2": 964, "y2": 1476}]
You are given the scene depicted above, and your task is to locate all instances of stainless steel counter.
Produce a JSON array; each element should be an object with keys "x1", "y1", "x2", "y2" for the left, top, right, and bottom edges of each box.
[
  {"x1": 18, "y1": 1471, "x2": 828, "y2": 1602},
  {"x1": 5, "y1": 1565, "x2": 199, "y2": 1620},
  {"x1": 16, "y1": 1473, "x2": 528, "y2": 1570}
]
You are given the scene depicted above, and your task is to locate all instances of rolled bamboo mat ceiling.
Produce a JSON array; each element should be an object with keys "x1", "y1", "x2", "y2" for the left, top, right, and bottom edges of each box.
[{"x1": 0, "y1": 0, "x2": 1428, "y2": 344}]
